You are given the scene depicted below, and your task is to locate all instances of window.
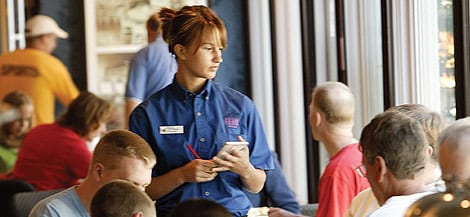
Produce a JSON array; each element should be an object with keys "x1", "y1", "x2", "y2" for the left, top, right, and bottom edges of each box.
[{"x1": 438, "y1": 0, "x2": 456, "y2": 122}]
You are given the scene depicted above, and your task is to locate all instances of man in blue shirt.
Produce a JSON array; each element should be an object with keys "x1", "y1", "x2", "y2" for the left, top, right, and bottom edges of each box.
[
  {"x1": 125, "y1": 13, "x2": 177, "y2": 121},
  {"x1": 129, "y1": 6, "x2": 273, "y2": 217}
]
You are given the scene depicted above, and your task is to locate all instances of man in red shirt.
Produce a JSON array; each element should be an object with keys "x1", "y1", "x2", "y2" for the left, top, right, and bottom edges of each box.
[
  {"x1": 308, "y1": 82, "x2": 369, "y2": 217},
  {"x1": 268, "y1": 82, "x2": 369, "y2": 217}
]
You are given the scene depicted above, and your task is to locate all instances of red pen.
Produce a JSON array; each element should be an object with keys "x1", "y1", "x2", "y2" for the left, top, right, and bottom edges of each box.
[{"x1": 186, "y1": 144, "x2": 201, "y2": 159}]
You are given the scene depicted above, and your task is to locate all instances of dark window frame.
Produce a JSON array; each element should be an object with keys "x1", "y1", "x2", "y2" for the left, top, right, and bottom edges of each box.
[{"x1": 453, "y1": 0, "x2": 469, "y2": 118}]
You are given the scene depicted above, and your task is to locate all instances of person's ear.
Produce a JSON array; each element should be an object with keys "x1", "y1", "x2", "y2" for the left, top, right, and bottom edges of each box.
[
  {"x1": 314, "y1": 111, "x2": 322, "y2": 127},
  {"x1": 427, "y1": 145, "x2": 433, "y2": 157},
  {"x1": 375, "y1": 155, "x2": 387, "y2": 183},
  {"x1": 92, "y1": 163, "x2": 105, "y2": 181},
  {"x1": 132, "y1": 211, "x2": 144, "y2": 217},
  {"x1": 174, "y1": 44, "x2": 187, "y2": 60}
]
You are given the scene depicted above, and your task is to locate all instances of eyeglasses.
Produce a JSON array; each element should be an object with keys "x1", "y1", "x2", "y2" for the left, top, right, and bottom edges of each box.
[{"x1": 355, "y1": 165, "x2": 367, "y2": 178}]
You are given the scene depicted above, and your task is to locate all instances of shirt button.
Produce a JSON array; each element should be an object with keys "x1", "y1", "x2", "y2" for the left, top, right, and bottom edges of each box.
[
  {"x1": 196, "y1": 112, "x2": 202, "y2": 116},
  {"x1": 205, "y1": 96, "x2": 209, "y2": 100},
  {"x1": 204, "y1": 191, "x2": 210, "y2": 196},
  {"x1": 200, "y1": 138, "x2": 206, "y2": 142}
]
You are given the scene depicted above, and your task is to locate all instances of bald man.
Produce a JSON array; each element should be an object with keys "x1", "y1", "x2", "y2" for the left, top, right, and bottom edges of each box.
[{"x1": 438, "y1": 117, "x2": 470, "y2": 183}]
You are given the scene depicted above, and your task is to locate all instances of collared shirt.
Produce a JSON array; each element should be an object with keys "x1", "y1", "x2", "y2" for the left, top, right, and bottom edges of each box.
[
  {"x1": 369, "y1": 191, "x2": 434, "y2": 217},
  {"x1": 125, "y1": 35, "x2": 177, "y2": 102},
  {"x1": 129, "y1": 79, "x2": 274, "y2": 217}
]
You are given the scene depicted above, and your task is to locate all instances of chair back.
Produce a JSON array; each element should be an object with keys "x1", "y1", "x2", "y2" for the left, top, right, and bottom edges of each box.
[
  {"x1": 11, "y1": 189, "x2": 62, "y2": 217},
  {"x1": 0, "y1": 179, "x2": 35, "y2": 217},
  {"x1": 300, "y1": 203, "x2": 319, "y2": 217}
]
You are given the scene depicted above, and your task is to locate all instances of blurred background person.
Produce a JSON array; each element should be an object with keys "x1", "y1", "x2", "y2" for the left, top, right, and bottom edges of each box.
[
  {"x1": 0, "y1": 101, "x2": 19, "y2": 126},
  {"x1": 0, "y1": 91, "x2": 34, "y2": 174},
  {"x1": 125, "y1": 12, "x2": 177, "y2": 123},
  {"x1": 146, "y1": 12, "x2": 161, "y2": 43},
  {"x1": 1, "y1": 91, "x2": 111, "y2": 190},
  {"x1": 0, "y1": 15, "x2": 79, "y2": 126}
]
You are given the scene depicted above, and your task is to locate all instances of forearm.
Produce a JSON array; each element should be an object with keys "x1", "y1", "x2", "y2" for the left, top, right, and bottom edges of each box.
[
  {"x1": 145, "y1": 167, "x2": 186, "y2": 200},
  {"x1": 145, "y1": 159, "x2": 218, "y2": 199},
  {"x1": 241, "y1": 167, "x2": 266, "y2": 193}
]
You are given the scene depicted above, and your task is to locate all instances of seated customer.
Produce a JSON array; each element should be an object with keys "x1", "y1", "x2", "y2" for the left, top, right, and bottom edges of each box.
[
  {"x1": 1, "y1": 91, "x2": 111, "y2": 190},
  {"x1": 0, "y1": 91, "x2": 34, "y2": 174},
  {"x1": 405, "y1": 117, "x2": 470, "y2": 217},
  {"x1": 436, "y1": 116, "x2": 470, "y2": 186},
  {"x1": 167, "y1": 198, "x2": 232, "y2": 217},
  {"x1": 29, "y1": 129, "x2": 156, "y2": 217},
  {"x1": 346, "y1": 104, "x2": 447, "y2": 217},
  {"x1": 90, "y1": 179, "x2": 156, "y2": 217},
  {"x1": 244, "y1": 151, "x2": 300, "y2": 213},
  {"x1": 359, "y1": 111, "x2": 434, "y2": 217}
]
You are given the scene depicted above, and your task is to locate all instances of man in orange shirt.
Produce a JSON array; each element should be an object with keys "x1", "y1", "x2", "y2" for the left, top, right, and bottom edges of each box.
[{"x1": 0, "y1": 15, "x2": 79, "y2": 126}]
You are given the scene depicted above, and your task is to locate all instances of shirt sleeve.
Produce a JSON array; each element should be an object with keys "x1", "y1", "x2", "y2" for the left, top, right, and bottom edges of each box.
[
  {"x1": 128, "y1": 105, "x2": 159, "y2": 176},
  {"x1": 47, "y1": 60, "x2": 79, "y2": 106},
  {"x1": 242, "y1": 97, "x2": 274, "y2": 170},
  {"x1": 128, "y1": 105, "x2": 153, "y2": 140},
  {"x1": 265, "y1": 153, "x2": 301, "y2": 214}
]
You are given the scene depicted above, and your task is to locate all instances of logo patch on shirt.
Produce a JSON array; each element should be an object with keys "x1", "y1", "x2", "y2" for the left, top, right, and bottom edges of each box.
[{"x1": 224, "y1": 117, "x2": 239, "y2": 129}]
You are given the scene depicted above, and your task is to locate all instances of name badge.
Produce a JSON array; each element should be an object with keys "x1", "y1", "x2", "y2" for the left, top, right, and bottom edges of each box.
[{"x1": 160, "y1": 126, "x2": 184, "y2": 134}]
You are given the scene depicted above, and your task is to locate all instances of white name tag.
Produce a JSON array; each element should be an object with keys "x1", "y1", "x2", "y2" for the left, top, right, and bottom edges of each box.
[{"x1": 160, "y1": 126, "x2": 184, "y2": 134}]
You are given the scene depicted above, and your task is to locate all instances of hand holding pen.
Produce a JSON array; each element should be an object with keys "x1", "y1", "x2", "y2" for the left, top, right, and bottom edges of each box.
[{"x1": 183, "y1": 144, "x2": 218, "y2": 183}]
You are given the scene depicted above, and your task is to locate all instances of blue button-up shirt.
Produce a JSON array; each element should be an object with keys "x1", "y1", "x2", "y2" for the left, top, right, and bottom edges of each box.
[
  {"x1": 125, "y1": 35, "x2": 177, "y2": 101},
  {"x1": 129, "y1": 79, "x2": 274, "y2": 217}
]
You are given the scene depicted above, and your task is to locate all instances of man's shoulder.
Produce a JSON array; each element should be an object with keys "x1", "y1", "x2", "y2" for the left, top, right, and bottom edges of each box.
[
  {"x1": 348, "y1": 188, "x2": 379, "y2": 217},
  {"x1": 23, "y1": 49, "x2": 62, "y2": 61},
  {"x1": 370, "y1": 192, "x2": 434, "y2": 217},
  {"x1": 322, "y1": 144, "x2": 363, "y2": 181},
  {"x1": 29, "y1": 187, "x2": 88, "y2": 217},
  {"x1": 329, "y1": 143, "x2": 362, "y2": 164},
  {"x1": 210, "y1": 82, "x2": 253, "y2": 107}
]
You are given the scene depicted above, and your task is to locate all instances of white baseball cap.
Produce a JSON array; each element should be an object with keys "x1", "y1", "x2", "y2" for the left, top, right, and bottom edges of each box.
[{"x1": 25, "y1": 15, "x2": 68, "y2": 39}]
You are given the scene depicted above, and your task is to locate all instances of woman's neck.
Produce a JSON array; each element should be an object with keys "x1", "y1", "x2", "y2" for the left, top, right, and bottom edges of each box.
[{"x1": 175, "y1": 72, "x2": 207, "y2": 93}]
